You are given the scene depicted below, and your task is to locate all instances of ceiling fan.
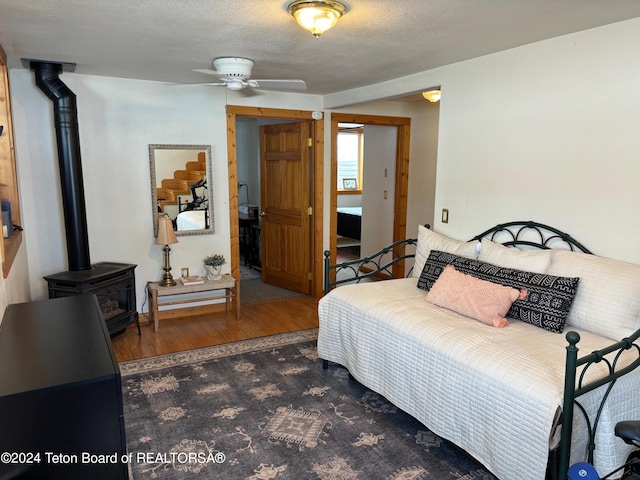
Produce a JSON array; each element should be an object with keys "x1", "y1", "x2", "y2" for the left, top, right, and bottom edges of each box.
[{"x1": 190, "y1": 57, "x2": 307, "y2": 93}]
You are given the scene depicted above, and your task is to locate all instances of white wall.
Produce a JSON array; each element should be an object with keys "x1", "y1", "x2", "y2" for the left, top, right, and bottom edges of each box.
[
  {"x1": 8, "y1": 70, "x2": 323, "y2": 311},
  {"x1": 236, "y1": 118, "x2": 260, "y2": 207},
  {"x1": 325, "y1": 18, "x2": 640, "y2": 263},
  {"x1": 337, "y1": 194, "x2": 361, "y2": 208},
  {"x1": 6, "y1": 17, "x2": 639, "y2": 319},
  {"x1": 361, "y1": 125, "x2": 397, "y2": 256},
  {"x1": 406, "y1": 101, "x2": 440, "y2": 238},
  {"x1": 432, "y1": 18, "x2": 640, "y2": 262}
]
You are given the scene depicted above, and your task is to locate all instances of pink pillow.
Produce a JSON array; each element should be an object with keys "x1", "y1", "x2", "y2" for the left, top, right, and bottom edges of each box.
[{"x1": 426, "y1": 265, "x2": 526, "y2": 328}]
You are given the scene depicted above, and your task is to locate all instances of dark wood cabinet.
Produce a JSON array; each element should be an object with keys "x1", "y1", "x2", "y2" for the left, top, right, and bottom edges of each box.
[{"x1": 0, "y1": 295, "x2": 128, "y2": 480}]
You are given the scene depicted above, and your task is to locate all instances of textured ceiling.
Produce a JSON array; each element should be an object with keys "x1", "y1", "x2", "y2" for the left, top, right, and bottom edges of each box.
[{"x1": 1, "y1": 0, "x2": 639, "y2": 95}]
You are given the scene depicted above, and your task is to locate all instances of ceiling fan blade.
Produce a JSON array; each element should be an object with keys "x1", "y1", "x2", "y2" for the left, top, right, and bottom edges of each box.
[
  {"x1": 250, "y1": 79, "x2": 307, "y2": 91},
  {"x1": 192, "y1": 68, "x2": 220, "y2": 77},
  {"x1": 171, "y1": 82, "x2": 227, "y2": 87}
]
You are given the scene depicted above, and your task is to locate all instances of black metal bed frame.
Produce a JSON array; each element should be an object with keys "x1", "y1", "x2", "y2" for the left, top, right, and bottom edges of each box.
[
  {"x1": 323, "y1": 221, "x2": 640, "y2": 480},
  {"x1": 324, "y1": 236, "x2": 419, "y2": 293},
  {"x1": 470, "y1": 220, "x2": 592, "y2": 254}
]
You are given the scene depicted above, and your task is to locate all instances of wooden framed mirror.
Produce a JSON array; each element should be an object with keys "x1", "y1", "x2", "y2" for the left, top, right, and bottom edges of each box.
[{"x1": 149, "y1": 144, "x2": 214, "y2": 236}]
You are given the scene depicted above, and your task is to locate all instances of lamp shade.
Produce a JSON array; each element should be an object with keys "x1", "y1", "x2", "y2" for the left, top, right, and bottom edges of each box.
[
  {"x1": 156, "y1": 216, "x2": 178, "y2": 245},
  {"x1": 288, "y1": 0, "x2": 346, "y2": 37}
]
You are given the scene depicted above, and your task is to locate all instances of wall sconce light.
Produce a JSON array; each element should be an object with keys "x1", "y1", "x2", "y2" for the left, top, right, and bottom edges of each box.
[
  {"x1": 288, "y1": 0, "x2": 347, "y2": 38},
  {"x1": 422, "y1": 90, "x2": 441, "y2": 103},
  {"x1": 156, "y1": 215, "x2": 178, "y2": 287}
]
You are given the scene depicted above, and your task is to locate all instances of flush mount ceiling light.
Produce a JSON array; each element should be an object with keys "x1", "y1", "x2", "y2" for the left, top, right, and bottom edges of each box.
[
  {"x1": 422, "y1": 90, "x2": 441, "y2": 103},
  {"x1": 288, "y1": 0, "x2": 347, "y2": 38}
]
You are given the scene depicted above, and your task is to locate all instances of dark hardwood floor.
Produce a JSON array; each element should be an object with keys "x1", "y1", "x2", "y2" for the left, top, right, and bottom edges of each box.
[
  {"x1": 336, "y1": 244, "x2": 360, "y2": 263},
  {"x1": 111, "y1": 295, "x2": 319, "y2": 362}
]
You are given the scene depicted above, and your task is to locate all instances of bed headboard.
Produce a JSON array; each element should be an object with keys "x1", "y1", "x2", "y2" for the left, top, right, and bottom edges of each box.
[
  {"x1": 324, "y1": 221, "x2": 592, "y2": 294},
  {"x1": 470, "y1": 221, "x2": 592, "y2": 254}
]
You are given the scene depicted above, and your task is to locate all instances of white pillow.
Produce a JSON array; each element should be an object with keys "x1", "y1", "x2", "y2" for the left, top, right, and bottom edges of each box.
[
  {"x1": 478, "y1": 239, "x2": 552, "y2": 273},
  {"x1": 546, "y1": 249, "x2": 640, "y2": 340},
  {"x1": 412, "y1": 225, "x2": 480, "y2": 278}
]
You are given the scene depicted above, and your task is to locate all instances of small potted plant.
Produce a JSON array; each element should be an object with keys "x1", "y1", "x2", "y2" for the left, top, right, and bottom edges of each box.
[{"x1": 203, "y1": 254, "x2": 226, "y2": 280}]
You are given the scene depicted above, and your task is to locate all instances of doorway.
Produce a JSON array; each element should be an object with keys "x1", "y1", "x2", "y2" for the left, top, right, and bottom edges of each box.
[
  {"x1": 329, "y1": 113, "x2": 411, "y2": 278},
  {"x1": 226, "y1": 106, "x2": 325, "y2": 301}
]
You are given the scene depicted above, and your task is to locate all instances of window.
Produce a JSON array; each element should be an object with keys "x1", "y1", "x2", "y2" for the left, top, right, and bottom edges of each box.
[{"x1": 337, "y1": 124, "x2": 363, "y2": 192}]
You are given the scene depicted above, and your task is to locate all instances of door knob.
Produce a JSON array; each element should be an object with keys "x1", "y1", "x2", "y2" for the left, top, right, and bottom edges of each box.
[{"x1": 259, "y1": 211, "x2": 266, "y2": 217}]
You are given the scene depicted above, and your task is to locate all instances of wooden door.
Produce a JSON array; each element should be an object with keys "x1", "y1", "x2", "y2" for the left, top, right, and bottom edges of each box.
[{"x1": 259, "y1": 121, "x2": 311, "y2": 294}]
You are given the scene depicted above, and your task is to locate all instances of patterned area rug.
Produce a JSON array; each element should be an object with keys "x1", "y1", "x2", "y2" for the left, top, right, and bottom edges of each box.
[{"x1": 121, "y1": 330, "x2": 496, "y2": 480}]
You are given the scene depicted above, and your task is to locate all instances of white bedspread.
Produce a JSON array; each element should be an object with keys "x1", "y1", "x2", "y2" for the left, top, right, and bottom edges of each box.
[
  {"x1": 318, "y1": 278, "x2": 640, "y2": 480},
  {"x1": 176, "y1": 210, "x2": 206, "y2": 230},
  {"x1": 337, "y1": 206, "x2": 362, "y2": 216}
]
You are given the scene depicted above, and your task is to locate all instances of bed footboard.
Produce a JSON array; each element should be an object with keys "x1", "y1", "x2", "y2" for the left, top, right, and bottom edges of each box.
[{"x1": 558, "y1": 329, "x2": 640, "y2": 479}]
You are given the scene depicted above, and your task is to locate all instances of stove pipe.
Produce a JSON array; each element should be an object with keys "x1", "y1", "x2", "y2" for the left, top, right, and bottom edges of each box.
[{"x1": 30, "y1": 61, "x2": 91, "y2": 271}]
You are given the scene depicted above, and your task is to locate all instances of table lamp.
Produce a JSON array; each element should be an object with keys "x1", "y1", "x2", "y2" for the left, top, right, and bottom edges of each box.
[{"x1": 156, "y1": 215, "x2": 178, "y2": 287}]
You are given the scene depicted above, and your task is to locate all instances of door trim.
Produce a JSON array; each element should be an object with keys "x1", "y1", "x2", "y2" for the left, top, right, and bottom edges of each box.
[
  {"x1": 226, "y1": 106, "x2": 325, "y2": 298},
  {"x1": 330, "y1": 113, "x2": 411, "y2": 277}
]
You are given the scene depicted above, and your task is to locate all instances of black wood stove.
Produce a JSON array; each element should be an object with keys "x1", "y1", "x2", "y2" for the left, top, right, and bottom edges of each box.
[
  {"x1": 27, "y1": 60, "x2": 140, "y2": 337},
  {"x1": 44, "y1": 262, "x2": 140, "y2": 336}
]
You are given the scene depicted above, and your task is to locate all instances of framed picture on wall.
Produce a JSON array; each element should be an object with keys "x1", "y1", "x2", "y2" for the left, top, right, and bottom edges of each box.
[{"x1": 342, "y1": 178, "x2": 358, "y2": 190}]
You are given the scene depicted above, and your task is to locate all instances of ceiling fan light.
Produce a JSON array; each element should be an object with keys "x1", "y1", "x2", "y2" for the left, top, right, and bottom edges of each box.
[
  {"x1": 288, "y1": 0, "x2": 347, "y2": 38},
  {"x1": 422, "y1": 90, "x2": 441, "y2": 102},
  {"x1": 227, "y1": 81, "x2": 244, "y2": 91}
]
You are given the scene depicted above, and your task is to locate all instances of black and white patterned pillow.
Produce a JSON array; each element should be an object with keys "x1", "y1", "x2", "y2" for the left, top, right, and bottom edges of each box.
[{"x1": 417, "y1": 250, "x2": 580, "y2": 333}]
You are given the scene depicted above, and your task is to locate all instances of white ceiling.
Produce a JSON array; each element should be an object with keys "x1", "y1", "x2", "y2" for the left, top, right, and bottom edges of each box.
[{"x1": 1, "y1": 0, "x2": 640, "y2": 96}]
